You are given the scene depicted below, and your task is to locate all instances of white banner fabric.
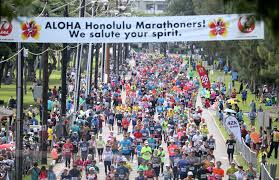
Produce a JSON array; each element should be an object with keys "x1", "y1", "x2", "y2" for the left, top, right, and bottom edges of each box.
[
  {"x1": 225, "y1": 116, "x2": 242, "y2": 143},
  {"x1": 0, "y1": 14, "x2": 264, "y2": 43}
]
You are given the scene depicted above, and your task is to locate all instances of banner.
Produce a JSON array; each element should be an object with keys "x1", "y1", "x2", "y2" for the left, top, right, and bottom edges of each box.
[
  {"x1": 225, "y1": 116, "x2": 242, "y2": 143},
  {"x1": 0, "y1": 14, "x2": 264, "y2": 43},
  {"x1": 196, "y1": 65, "x2": 211, "y2": 89}
]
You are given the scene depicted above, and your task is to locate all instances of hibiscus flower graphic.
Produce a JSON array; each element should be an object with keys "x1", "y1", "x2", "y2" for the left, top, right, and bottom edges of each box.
[
  {"x1": 21, "y1": 20, "x2": 41, "y2": 40},
  {"x1": 208, "y1": 18, "x2": 229, "y2": 38}
]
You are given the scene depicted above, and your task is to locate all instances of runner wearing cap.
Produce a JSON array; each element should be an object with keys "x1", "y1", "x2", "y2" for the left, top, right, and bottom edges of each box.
[
  {"x1": 103, "y1": 144, "x2": 113, "y2": 175},
  {"x1": 186, "y1": 171, "x2": 194, "y2": 180}
]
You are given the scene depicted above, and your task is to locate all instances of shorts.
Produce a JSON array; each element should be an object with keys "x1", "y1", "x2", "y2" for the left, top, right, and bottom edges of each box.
[
  {"x1": 97, "y1": 148, "x2": 104, "y2": 155},
  {"x1": 48, "y1": 140, "x2": 52, "y2": 146},
  {"x1": 109, "y1": 120, "x2": 114, "y2": 126},
  {"x1": 153, "y1": 167, "x2": 160, "y2": 176}
]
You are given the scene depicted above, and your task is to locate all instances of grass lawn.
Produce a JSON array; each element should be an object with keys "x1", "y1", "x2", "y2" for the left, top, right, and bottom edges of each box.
[
  {"x1": 0, "y1": 70, "x2": 62, "y2": 108},
  {"x1": 210, "y1": 71, "x2": 279, "y2": 177}
]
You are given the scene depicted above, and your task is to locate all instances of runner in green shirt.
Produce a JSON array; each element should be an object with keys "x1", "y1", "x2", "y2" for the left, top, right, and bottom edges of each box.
[{"x1": 141, "y1": 141, "x2": 152, "y2": 161}]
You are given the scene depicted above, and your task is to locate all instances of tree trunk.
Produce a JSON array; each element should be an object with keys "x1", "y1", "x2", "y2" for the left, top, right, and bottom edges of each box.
[
  {"x1": 3, "y1": 61, "x2": 9, "y2": 83},
  {"x1": 0, "y1": 61, "x2": 6, "y2": 88},
  {"x1": 61, "y1": 43, "x2": 68, "y2": 116},
  {"x1": 48, "y1": 52, "x2": 57, "y2": 79}
]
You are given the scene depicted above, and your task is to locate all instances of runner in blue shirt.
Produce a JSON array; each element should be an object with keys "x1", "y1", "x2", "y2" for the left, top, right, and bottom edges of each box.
[
  {"x1": 178, "y1": 153, "x2": 189, "y2": 179},
  {"x1": 120, "y1": 135, "x2": 132, "y2": 161}
]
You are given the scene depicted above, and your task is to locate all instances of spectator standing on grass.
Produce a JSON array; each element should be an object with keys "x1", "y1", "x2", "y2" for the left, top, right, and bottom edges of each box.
[
  {"x1": 248, "y1": 111, "x2": 256, "y2": 127},
  {"x1": 250, "y1": 100, "x2": 256, "y2": 113},
  {"x1": 236, "y1": 110, "x2": 243, "y2": 123},
  {"x1": 268, "y1": 126, "x2": 279, "y2": 159},
  {"x1": 241, "y1": 89, "x2": 247, "y2": 104}
]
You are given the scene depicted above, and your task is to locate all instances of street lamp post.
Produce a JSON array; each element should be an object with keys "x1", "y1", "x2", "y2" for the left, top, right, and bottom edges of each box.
[{"x1": 15, "y1": 42, "x2": 23, "y2": 180}]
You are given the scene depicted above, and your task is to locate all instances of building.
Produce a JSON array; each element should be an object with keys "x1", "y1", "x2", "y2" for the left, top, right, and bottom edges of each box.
[{"x1": 131, "y1": 0, "x2": 168, "y2": 14}]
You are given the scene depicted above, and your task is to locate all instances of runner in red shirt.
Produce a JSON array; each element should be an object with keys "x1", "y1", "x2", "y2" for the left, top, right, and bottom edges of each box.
[
  {"x1": 168, "y1": 140, "x2": 178, "y2": 164},
  {"x1": 133, "y1": 129, "x2": 143, "y2": 143},
  {"x1": 63, "y1": 139, "x2": 73, "y2": 168},
  {"x1": 122, "y1": 118, "x2": 130, "y2": 133}
]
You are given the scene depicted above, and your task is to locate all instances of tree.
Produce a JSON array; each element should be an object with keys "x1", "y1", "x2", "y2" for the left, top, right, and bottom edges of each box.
[
  {"x1": 0, "y1": 0, "x2": 33, "y2": 18},
  {"x1": 167, "y1": 0, "x2": 195, "y2": 15}
]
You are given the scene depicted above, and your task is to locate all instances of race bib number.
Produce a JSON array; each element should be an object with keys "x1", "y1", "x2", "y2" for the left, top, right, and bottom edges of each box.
[
  {"x1": 81, "y1": 147, "x2": 88, "y2": 151},
  {"x1": 181, "y1": 167, "x2": 186, "y2": 172},
  {"x1": 65, "y1": 148, "x2": 71, "y2": 153},
  {"x1": 189, "y1": 167, "x2": 195, "y2": 171},
  {"x1": 228, "y1": 145, "x2": 234, "y2": 149},
  {"x1": 201, "y1": 174, "x2": 207, "y2": 179}
]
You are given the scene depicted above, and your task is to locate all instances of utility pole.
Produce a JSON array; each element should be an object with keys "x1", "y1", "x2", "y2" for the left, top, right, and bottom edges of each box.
[
  {"x1": 74, "y1": 0, "x2": 85, "y2": 111},
  {"x1": 89, "y1": 44, "x2": 95, "y2": 90},
  {"x1": 61, "y1": 4, "x2": 68, "y2": 116},
  {"x1": 15, "y1": 43, "x2": 23, "y2": 180},
  {"x1": 94, "y1": 44, "x2": 100, "y2": 89},
  {"x1": 41, "y1": 4, "x2": 49, "y2": 165},
  {"x1": 87, "y1": 2, "x2": 96, "y2": 96},
  {"x1": 41, "y1": 43, "x2": 49, "y2": 165},
  {"x1": 102, "y1": 3, "x2": 108, "y2": 83}
]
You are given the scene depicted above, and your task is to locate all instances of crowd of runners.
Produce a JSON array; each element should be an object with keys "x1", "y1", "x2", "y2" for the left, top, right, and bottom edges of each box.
[{"x1": 0, "y1": 52, "x2": 267, "y2": 180}]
